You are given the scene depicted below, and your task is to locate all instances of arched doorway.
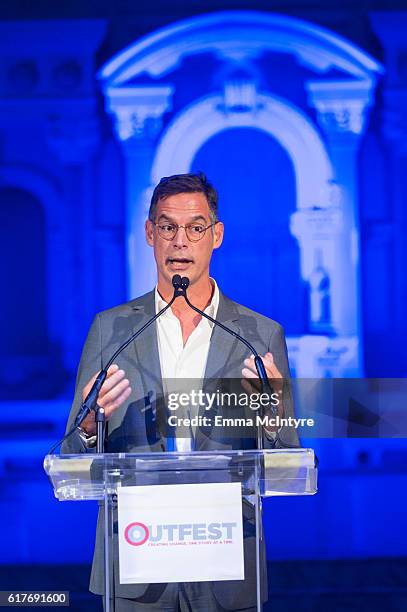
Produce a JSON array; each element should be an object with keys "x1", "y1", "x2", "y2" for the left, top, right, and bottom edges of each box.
[
  {"x1": 191, "y1": 127, "x2": 306, "y2": 333},
  {"x1": 0, "y1": 187, "x2": 50, "y2": 398},
  {"x1": 0, "y1": 187, "x2": 47, "y2": 355}
]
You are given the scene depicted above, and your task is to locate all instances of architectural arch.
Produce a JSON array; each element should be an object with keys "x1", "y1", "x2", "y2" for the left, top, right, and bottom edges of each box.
[
  {"x1": 99, "y1": 10, "x2": 384, "y2": 375},
  {"x1": 0, "y1": 187, "x2": 47, "y2": 357},
  {"x1": 100, "y1": 11, "x2": 383, "y2": 84},
  {"x1": 151, "y1": 92, "x2": 333, "y2": 209},
  {"x1": 0, "y1": 165, "x2": 67, "y2": 345}
]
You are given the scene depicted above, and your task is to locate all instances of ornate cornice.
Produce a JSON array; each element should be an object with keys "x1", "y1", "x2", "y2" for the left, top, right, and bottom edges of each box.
[
  {"x1": 104, "y1": 86, "x2": 174, "y2": 141},
  {"x1": 306, "y1": 79, "x2": 375, "y2": 136}
]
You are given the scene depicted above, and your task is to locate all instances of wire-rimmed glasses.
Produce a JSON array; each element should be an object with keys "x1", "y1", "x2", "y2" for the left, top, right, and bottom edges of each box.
[{"x1": 152, "y1": 221, "x2": 217, "y2": 242}]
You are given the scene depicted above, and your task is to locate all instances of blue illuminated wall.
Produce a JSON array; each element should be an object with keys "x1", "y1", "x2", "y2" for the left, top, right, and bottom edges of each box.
[
  {"x1": 1, "y1": 10, "x2": 406, "y2": 391},
  {"x1": 98, "y1": 11, "x2": 386, "y2": 378},
  {"x1": 1, "y1": 6, "x2": 407, "y2": 591}
]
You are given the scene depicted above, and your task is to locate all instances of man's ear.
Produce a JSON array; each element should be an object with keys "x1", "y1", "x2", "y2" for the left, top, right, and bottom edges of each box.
[
  {"x1": 145, "y1": 219, "x2": 154, "y2": 246},
  {"x1": 213, "y1": 221, "x2": 224, "y2": 250}
]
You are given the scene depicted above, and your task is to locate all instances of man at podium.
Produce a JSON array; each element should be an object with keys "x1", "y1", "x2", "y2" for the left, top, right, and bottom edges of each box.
[{"x1": 63, "y1": 173, "x2": 298, "y2": 611}]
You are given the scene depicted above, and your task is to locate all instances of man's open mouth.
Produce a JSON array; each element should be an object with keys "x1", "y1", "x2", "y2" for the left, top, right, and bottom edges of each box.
[{"x1": 167, "y1": 257, "x2": 193, "y2": 264}]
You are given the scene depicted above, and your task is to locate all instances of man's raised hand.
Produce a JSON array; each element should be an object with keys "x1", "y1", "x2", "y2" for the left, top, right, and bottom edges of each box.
[
  {"x1": 79, "y1": 364, "x2": 131, "y2": 435},
  {"x1": 241, "y1": 352, "x2": 285, "y2": 430}
]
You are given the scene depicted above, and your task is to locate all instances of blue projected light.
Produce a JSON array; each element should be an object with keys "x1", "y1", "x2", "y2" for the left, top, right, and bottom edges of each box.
[
  {"x1": 99, "y1": 10, "x2": 382, "y2": 378},
  {"x1": 2, "y1": 8, "x2": 407, "y2": 578}
]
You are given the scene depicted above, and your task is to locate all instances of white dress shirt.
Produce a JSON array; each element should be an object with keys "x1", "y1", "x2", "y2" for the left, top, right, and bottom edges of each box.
[{"x1": 155, "y1": 279, "x2": 219, "y2": 451}]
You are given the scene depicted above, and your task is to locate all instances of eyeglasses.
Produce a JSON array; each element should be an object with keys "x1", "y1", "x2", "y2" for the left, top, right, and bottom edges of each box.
[{"x1": 152, "y1": 221, "x2": 217, "y2": 242}]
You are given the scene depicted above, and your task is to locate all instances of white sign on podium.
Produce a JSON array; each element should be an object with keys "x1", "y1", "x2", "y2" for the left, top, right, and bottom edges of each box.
[{"x1": 118, "y1": 482, "x2": 244, "y2": 584}]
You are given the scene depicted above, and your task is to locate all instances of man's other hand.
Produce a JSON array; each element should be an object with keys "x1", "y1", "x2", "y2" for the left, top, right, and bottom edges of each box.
[
  {"x1": 79, "y1": 364, "x2": 131, "y2": 435},
  {"x1": 242, "y1": 353, "x2": 283, "y2": 392},
  {"x1": 241, "y1": 353, "x2": 284, "y2": 429}
]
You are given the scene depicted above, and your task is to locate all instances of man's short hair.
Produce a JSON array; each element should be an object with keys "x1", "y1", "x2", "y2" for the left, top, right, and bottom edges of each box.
[{"x1": 148, "y1": 172, "x2": 218, "y2": 223}]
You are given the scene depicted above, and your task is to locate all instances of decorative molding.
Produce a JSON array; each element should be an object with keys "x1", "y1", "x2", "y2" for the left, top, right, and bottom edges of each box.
[
  {"x1": 151, "y1": 91, "x2": 333, "y2": 209},
  {"x1": 222, "y1": 79, "x2": 259, "y2": 113},
  {"x1": 306, "y1": 79, "x2": 375, "y2": 136},
  {"x1": 290, "y1": 206, "x2": 344, "y2": 242},
  {"x1": 104, "y1": 86, "x2": 174, "y2": 141},
  {"x1": 289, "y1": 205, "x2": 344, "y2": 286},
  {"x1": 286, "y1": 335, "x2": 360, "y2": 377},
  {"x1": 99, "y1": 11, "x2": 383, "y2": 85}
]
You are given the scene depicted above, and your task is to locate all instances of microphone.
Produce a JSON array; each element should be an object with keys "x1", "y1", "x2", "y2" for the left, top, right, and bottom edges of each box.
[
  {"x1": 48, "y1": 276, "x2": 185, "y2": 454},
  {"x1": 175, "y1": 275, "x2": 278, "y2": 450},
  {"x1": 175, "y1": 275, "x2": 273, "y2": 391}
]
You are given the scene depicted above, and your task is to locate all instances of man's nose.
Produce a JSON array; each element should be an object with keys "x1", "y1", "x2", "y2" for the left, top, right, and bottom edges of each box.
[{"x1": 172, "y1": 226, "x2": 188, "y2": 247}]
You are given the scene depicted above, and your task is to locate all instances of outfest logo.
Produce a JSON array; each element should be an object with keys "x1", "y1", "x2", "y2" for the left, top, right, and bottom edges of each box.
[
  {"x1": 124, "y1": 522, "x2": 150, "y2": 547},
  {"x1": 124, "y1": 521, "x2": 237, "y2": 547}
]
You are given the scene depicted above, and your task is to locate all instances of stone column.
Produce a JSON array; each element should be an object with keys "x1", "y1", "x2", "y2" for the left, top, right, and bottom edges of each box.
[
  {"x1": 305, "y1": 79, "x2": 377, "y2": 370},
  {"x1": 104, "y1": 86, "x2": 174, "y2": 297},
  {"x1": 290, "y1": 202, "x2": 344, "y2": 335},
  {"x1": 46, "y1": 105, "x2": 101, "y2": 371}
]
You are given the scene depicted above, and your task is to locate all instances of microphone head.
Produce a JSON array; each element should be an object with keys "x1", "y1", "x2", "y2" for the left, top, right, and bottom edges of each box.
[
  {"x1": 181, "y1": 276, "x2": 190, "y2": 290},
  {"x1": 172, "y1": 274, "x2": 189, "y2": 299},
  {"x1": 172, "y1": 274, "x2": 182, "y2": 289}
]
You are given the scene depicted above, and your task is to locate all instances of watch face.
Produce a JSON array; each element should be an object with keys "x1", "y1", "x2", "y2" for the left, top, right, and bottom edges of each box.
[{"x1": 78, "y1": 428, "x2": 97, "y2": 448}]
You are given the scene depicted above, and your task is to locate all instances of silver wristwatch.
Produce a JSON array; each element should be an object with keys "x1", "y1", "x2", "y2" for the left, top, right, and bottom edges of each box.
[{"x1": 77, "y1": 426, "x2": 97, "y2": 449}]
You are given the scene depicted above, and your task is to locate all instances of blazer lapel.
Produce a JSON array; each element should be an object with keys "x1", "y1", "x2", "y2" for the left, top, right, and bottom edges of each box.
[
  {"x1": 131, "y1": 291, "x2": 162, "y2": 388},
  {"x1": 130, "y1": 291, "x2": 166, "y2": 446},
  {"x1": 203, "y1": 291, "x2": 242, "y2": 381}
]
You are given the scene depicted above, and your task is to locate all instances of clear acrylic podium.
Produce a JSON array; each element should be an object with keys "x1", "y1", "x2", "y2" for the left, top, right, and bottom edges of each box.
[{"x1": 44, "y1": 449, "x2": 317, "y2": 611}]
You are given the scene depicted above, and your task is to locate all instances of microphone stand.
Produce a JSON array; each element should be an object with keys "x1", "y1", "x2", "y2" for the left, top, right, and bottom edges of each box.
[
  {"x1": 174, "y1": 276, "x2": 277, "y2": 450},
  {"x1": 48, "y1": 276, "x2": 186, "y2": 455}
]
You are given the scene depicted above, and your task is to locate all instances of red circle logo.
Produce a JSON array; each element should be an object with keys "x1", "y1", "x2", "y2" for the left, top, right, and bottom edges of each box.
[{"x1": 124, "y1": 522, "x2": 150, "y2": 546}]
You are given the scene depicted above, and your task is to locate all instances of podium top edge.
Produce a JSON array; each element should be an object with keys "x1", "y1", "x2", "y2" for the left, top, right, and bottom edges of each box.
[{"x1": 45, "y1": 448, "x2": 314, "y2": 459}]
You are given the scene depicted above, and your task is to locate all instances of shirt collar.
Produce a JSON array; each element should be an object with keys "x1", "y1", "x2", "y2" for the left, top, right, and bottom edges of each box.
[{"x1": 155, "y1": 278, "x2": 219, "y2": 322}]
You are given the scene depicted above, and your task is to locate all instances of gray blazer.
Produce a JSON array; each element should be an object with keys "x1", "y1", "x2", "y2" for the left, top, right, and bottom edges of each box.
[{"x1": 62, "y1": 289, "x2": 299, "y2": 608}]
